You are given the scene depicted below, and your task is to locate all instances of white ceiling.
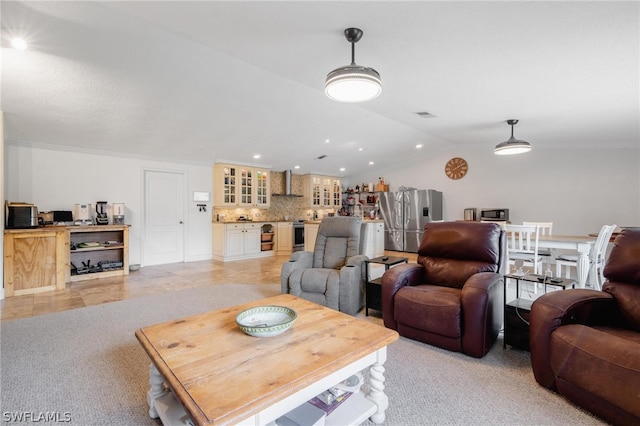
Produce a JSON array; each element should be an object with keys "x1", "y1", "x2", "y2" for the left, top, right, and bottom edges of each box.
[{"x1": 2, "y1": 1, "x2": 638, "y2": 177}]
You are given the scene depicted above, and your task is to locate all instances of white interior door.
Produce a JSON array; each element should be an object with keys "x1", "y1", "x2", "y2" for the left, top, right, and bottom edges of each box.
[{"x1": 143, "y1": 170, "x2": 185, "y2": 266}]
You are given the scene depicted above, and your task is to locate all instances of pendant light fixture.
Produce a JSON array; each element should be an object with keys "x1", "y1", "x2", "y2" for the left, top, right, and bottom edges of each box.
[
  {"x1": 325, "y1": 28, "x2": 382, "y2": 103},
  {"x1": 494, "y1": 119, "x2": 531, "y2": 155}
]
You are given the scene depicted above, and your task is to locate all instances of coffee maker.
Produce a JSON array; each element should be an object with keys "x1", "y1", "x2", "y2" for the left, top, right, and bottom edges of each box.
[
  {"x1": 95, "y1": 201, "x2": 109, "y2": 225},
  {"x1": 112, "y1": 203, "x2": 125, "y2": 225}
]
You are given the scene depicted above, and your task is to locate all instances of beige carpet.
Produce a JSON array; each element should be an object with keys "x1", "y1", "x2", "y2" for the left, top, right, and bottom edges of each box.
[{"x1": 0, "y1": 284, "x2": 606, "y2": 425}]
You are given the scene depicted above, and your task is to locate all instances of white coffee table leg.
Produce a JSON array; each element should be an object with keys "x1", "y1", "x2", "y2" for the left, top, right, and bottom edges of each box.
[
  {"x1": 367, "y1": 360, "x2": 389, "y2": 424},
  {"x1": 147, "y1": 364, "x2": 168, "y2": 419}
]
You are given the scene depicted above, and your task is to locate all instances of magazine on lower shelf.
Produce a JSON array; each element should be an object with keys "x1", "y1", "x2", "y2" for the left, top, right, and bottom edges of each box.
[{"x1": 307, "y1": 391, "x2": 353, "y2": 416}]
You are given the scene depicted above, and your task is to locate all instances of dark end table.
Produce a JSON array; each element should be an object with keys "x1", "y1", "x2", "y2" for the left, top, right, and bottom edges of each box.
[
  {"x1": 364, "y1": 256, "x2": 409, "y2": 316},
  {"x1": 503, "y1": 273, "x2": 576, "y2": 350}
]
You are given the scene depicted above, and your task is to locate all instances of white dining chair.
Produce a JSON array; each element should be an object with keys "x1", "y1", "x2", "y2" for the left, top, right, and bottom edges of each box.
[
  {"x1": 505, "y1": 224, "x2": 543, "y2": 276},
  {"x1": 523, "y1": 221, "x2": 553, "y2": 273},
  {"x1": 556, "y1": 224, "x2": 617, "y2": 290}
]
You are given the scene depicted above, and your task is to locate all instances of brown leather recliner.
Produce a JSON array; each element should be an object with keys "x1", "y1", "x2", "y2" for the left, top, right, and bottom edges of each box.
[
  {"x1": 530, "y1": 229, "x2": 640, "y2": 426},
  {"x1": 381, "y1": 221, "x2": 507, "y2": 358}
]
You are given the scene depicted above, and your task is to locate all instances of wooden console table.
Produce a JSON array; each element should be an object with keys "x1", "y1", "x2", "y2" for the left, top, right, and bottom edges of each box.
[{"x1": 3, "y1": 225, "x2": 129, "y2": 297}]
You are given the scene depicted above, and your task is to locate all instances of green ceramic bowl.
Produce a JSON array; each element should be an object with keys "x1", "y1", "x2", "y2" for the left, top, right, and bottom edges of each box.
[{"x1": 235, "y1": 305, "x2": 297, "y2": 337}]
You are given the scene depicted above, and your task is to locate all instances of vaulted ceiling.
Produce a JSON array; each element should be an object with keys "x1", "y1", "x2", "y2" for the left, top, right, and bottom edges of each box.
[{"x1": 2, "y1": 1, "x2": 638, "y2": 177}]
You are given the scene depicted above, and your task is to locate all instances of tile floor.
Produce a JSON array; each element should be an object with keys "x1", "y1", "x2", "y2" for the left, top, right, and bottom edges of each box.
[{"x1": 1, "y1": 251, "x2": 417, "y2": 321}]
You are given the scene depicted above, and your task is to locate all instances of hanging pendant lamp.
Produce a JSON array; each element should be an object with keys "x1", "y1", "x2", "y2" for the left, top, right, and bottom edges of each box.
[
  {"x1": 494, "y1": 119, "x2": 531, "y2": 155},
  {"x1": 325, "y1": 28, "x2": 382, "y2": 103}
]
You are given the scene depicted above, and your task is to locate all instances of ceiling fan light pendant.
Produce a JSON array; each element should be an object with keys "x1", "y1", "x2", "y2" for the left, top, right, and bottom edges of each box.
[
  {"x1": 325, "y1": 65, "x2": 382, "y2": 103},
  {"x1": 494, "y1": 119, "x2": 531, "y2": 155},
  {"x1": 325, "y1": 28, "x2": 382, "y2": 103},
  {"x1": 494, "y1": 137, "x2": 532, "y2": 155}
]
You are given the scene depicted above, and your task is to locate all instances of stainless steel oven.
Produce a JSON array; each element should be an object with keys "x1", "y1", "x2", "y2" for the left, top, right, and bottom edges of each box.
[{"x1": 293, "y1": 220, "x2": 305, "y2": 251}]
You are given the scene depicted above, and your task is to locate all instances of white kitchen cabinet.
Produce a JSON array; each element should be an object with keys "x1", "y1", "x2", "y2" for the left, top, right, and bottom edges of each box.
[
  {"x1": 304, "y1": 222, "x2": 319, "y2": 252},
  {"x1": 276, "y1": 222, "x2": 293, "y2": 254},
  {"x1": 305, "y1": 175, "x2": 340, "y2": 209},
  {"x1": 214, "y1": 163, "x2": 271, "y2": 208},
  {"x1": 213, "y1": 222, "x2": 273, "y2": 262}
]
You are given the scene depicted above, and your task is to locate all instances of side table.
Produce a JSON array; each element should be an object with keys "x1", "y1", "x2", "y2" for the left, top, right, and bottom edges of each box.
[
  {"x1": 365, "y1": 256, "x2": 409, "y2": 316},
  {"x1": 503, "y1": 273, "x2": 575, "y2": 350}
]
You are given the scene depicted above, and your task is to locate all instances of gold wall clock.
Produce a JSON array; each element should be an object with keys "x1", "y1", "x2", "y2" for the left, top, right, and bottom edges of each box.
[{"x1": 445, "y1": 157, "x2": 468, "y2": 180}]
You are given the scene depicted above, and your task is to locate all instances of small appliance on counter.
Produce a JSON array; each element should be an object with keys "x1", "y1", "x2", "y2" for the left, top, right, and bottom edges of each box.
[
  {"x1": 6, "y1": 202, "x2": 39, "y2": 229},
  {"x1": 38, "y1": 211, "x2": 54, "y2": 226},
  {"x1": 95, "y1": 201, "x2": 109, "y2": 225},
  {"x1": 464, "y1": 208, "x2": 477, "y2": 221},
  {"x1": 480, "y1": 208, "x2": 509, "y2": 222},
  {"x1": 53, "y1": 210, "x2": 74, "y2": 225},
  {"x1": 112, "y1": 203, "x2": 125, "y2": 224},
  {"x1": 74, "y1": 204, "x2": 93, "y2": 225}
]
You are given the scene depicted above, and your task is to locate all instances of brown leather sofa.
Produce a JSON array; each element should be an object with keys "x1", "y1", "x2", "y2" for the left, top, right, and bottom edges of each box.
[
  {"x1": 530, "y1": 228, "x2": 640, "y2": 426},
  {"x1": 381, "y1": 221, "x2": 507, "y2": 358}
]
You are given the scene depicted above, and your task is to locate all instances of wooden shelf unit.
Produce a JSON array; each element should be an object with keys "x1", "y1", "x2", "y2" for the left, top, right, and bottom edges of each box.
[{"x1": 69, "y1": 225, "x2": 129, "y2": 282}]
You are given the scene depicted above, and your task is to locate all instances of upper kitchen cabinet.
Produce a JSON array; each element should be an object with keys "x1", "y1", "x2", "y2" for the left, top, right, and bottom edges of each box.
[
  {"x1": 214, "y1": 163, "x2": 271, "y2": 208},
  {"x1": 305, "y1": 174, "x2": 341, "y2": 209}
]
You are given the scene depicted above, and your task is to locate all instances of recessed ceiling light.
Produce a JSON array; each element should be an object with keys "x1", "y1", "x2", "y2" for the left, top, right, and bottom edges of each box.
[
  {"x1": 325, "y1": 139, "x2": 330, "y2": 143},
  {"x1": 253, "y1": 154, "x2": 261, "y2": 159},
  {"x1": 358, "y1": 148, "x2": 364, "y2": 152},
  {"x1": 416, "y1": 144, "x2": 423, "y2": 149},
  {"x1": 294, "y1": 165, "x2": 300, "y2": 169},
  {"x1": 369, "y1": 161, "x2": 375, "y2": 165},
  {"x1": 11, "y1": 38, "x2": 27, "y2": 50},
  {"x1": 339, "y1": 167, "x2": 345, "y2": 172}
]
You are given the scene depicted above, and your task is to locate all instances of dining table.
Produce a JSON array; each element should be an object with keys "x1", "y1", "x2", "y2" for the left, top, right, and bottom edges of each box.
[{"x1": 538, "y1": 234, "x2": 597, "y2": 288}]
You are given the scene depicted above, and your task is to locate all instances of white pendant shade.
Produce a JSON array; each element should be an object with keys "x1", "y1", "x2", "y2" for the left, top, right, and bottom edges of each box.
[
  {"x1": 494, "y1": 138, "x2": 532, "y2": 155},
  {"x1": 325, "y1": 65, "x2": 382, "y2": 103}
]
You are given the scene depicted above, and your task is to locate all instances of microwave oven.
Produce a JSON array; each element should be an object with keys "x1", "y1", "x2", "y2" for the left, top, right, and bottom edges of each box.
[
  {"x1": 480, "y1": 208, "x2": 509, "y2": 221},
  {"x1": 6, "y1": 202, "x2": 39, "y2": 229}
]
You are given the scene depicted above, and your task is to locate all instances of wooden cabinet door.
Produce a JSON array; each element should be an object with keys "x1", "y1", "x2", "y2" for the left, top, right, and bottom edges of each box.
[
  {"x1": 244, "y1": 225, "x2": 261, "y2": 255},
  {"x1": 214, "y1": 164, "x2": 238, "y2": 207},
  {"x1": 277, "y1": 223, "x2": 293, "y2": 252},
  {"x1": 332, "y1": 179, "x2": 342, "y2": 208},
  {"x1": 254, "y1": 169, "x2": 270, "y2": 208},
  {"x1": 4, "y1": 229, "x2": 68, "y2": 297},
  {"x1": 238, "y1": 167, "x2": 254, "y2": 207},
  {"x1": 225, "y1": 226, "x2": 245, "y2": 257},
  {"x1": 304, "y1": 224, "x2": 319, "y2": 252}
]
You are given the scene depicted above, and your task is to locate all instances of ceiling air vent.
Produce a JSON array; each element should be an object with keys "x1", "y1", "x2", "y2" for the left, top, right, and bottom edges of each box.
[{"x1": 415, "y1": 111, "x2": 436, "y2": 118}]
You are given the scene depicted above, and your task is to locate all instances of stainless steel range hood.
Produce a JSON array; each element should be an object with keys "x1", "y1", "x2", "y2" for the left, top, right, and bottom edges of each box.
[{"x1": 272, "y1": 170, "x2": 303, "y2": 197}]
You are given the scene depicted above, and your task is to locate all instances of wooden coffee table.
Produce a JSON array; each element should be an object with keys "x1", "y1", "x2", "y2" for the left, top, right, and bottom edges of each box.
[{"x1": 135, "y1": 294, "x2": 399, "y2": 425}]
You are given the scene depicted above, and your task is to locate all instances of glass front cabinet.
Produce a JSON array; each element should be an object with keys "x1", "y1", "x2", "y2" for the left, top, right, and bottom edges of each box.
[
  {"x1": 306, "y1": 175, "x2": 341, "y2": 209},
  {"x1": 214, "y1": 164, "x2": 270, "y2": 208}
]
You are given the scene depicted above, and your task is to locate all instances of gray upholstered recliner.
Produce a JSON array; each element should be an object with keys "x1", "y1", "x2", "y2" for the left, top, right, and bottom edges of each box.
[{"x1": 281, "y1": 217, "x2": 368, "y2": 316}]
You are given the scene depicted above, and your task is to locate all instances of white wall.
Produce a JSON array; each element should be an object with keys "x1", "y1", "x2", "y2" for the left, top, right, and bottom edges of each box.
[
  {"x1": 349, "y1": 146, "x2": 640, "y2": 235},
  {"x1": 1, "y1": 113, "x2": 4, "y2": 299},
  {"x1": 5, "y1": 143, "x2": 213, "y2": 266}
]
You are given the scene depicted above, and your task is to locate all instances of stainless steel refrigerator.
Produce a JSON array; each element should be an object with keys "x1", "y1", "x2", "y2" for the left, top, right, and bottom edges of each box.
[{"x1": 379, "y1": 189, "x2": 443, "y2": 252}]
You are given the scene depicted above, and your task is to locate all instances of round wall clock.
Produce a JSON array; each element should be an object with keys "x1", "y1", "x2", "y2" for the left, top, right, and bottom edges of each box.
[{"x1": 445, "y1": 157, "x2": 468, "y2": 180}]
